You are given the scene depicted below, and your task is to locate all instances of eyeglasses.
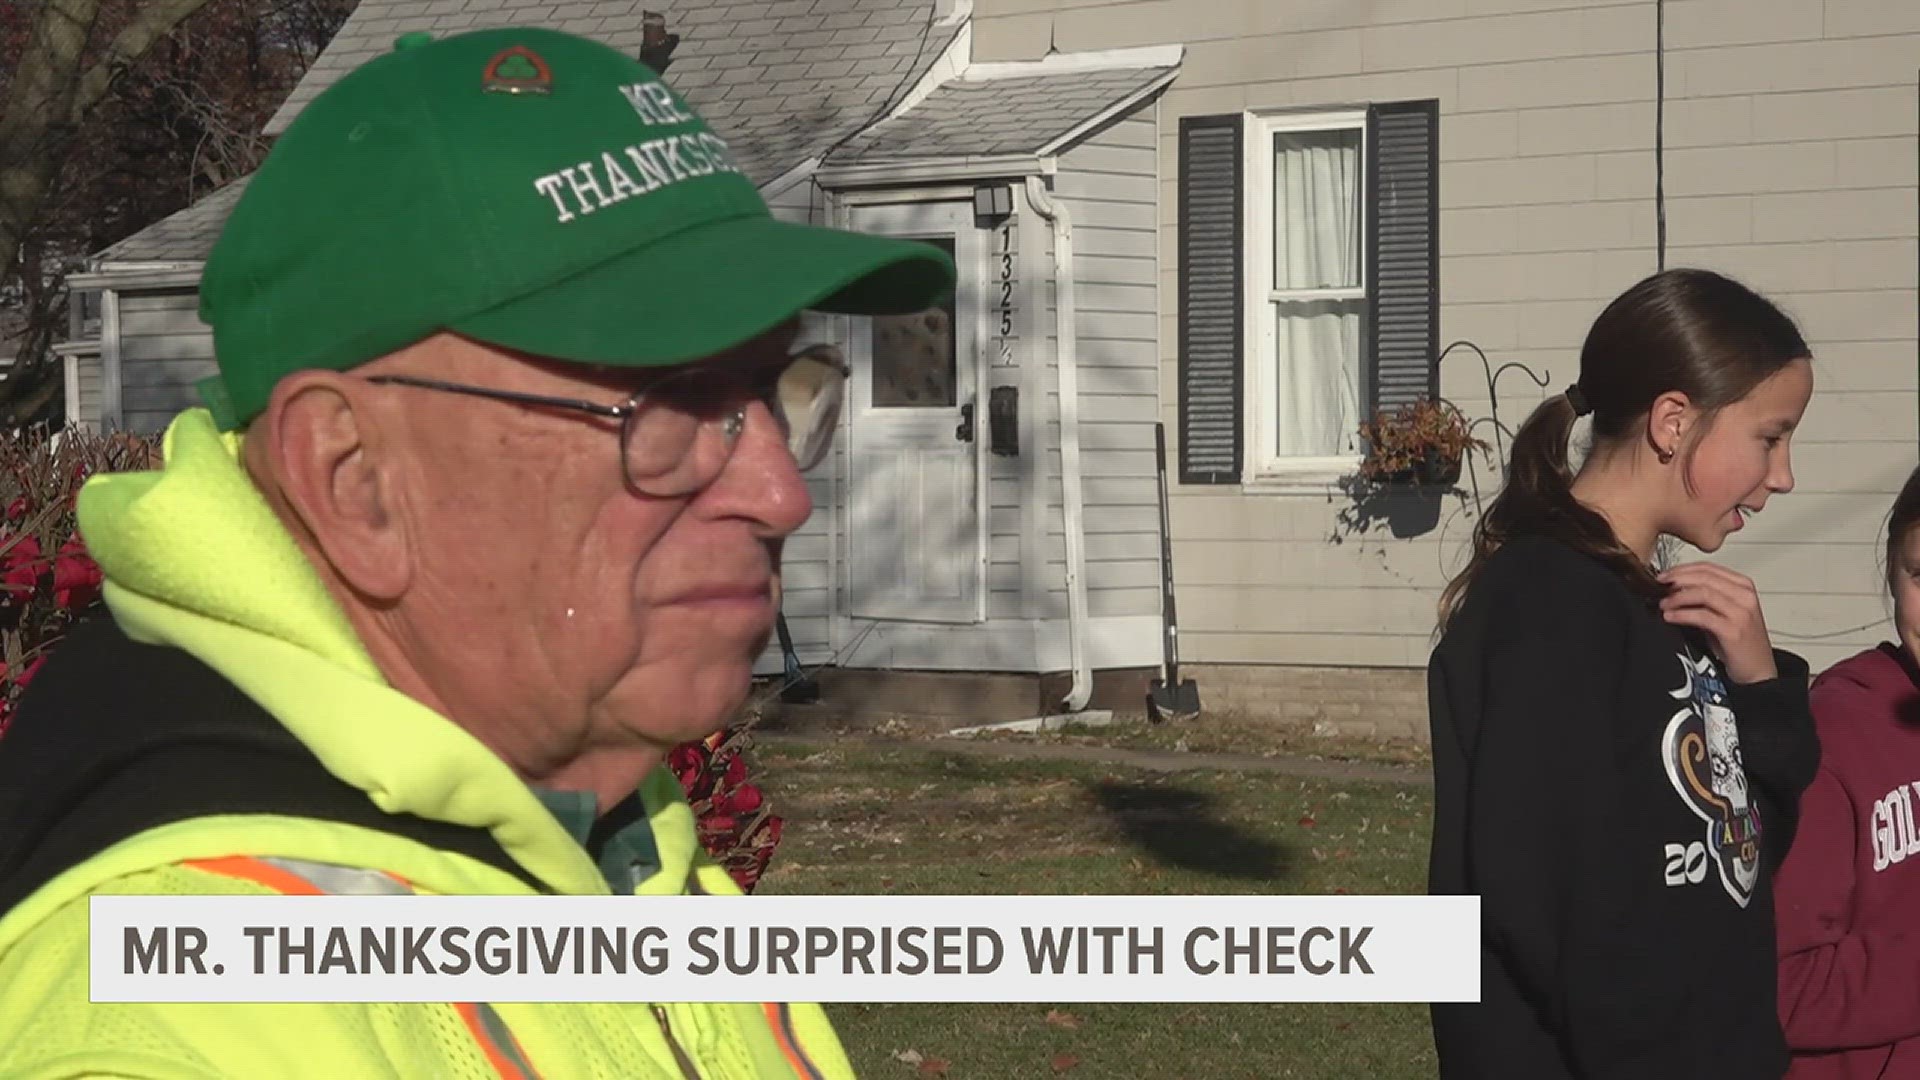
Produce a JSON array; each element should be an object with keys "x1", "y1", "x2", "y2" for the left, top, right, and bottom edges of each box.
[{"x1": 366, "y1": 346, "x2": 849, "y2": 497}]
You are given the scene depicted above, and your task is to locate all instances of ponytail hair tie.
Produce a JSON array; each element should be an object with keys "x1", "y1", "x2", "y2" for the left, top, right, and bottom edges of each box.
[{"x1": 1565, "y1": 384, "x2": 1593, "y2": 418}]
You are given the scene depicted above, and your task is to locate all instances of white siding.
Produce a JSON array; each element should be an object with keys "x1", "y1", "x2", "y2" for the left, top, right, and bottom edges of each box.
[
  {"x1": 1055, "y1": 108, "x2": 1164, "y2": 624},
  {"x1": 67, "y1": 350, "x2": 105, "y2": 433},
  {"x1": 118, "y1": 288, "x2": 215, "y2": 436},
  {"x1": 760, "y1": 179, "x2": 837, "y2": 675},
  {"x1": 988, "y1": 192, "x2": 1034, "y2": 623},
  {"x1": 976, "y1": 0, "x2": 1920, "y2": 673}
]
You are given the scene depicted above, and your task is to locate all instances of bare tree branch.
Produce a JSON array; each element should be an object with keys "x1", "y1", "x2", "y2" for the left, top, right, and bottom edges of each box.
[
  {"x1": 1, "y1": 0, "x2": 215, "y2": 275},
  {"x1": 68, "y1": 0, "x2": 218, "y2": 125},
  {"x1": 0, "y1": 0, "x2": 354, "y2": 426}
]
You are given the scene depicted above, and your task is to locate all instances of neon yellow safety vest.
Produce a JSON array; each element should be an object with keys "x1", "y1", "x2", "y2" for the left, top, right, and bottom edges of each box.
[{"x1": 0, "y1": 409, "x2": 856, "y2": 1080}]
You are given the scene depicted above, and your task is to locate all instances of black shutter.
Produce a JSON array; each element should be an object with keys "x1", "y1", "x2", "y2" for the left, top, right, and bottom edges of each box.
[
  {"x1": 1366, "y1": 100, "x2": 1440, "y2": 416},
  {"x1": 1177, "y1": 114, "x2": 1244, "y2": 484}
]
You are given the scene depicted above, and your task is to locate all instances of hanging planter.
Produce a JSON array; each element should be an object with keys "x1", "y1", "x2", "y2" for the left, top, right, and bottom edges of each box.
[
  {"x1": 1416, "y1": 446, "x2": 1463, "y2": 487},
  {"x1": 1354, "y1": 398, "x2": 1485, "y2": 490}
]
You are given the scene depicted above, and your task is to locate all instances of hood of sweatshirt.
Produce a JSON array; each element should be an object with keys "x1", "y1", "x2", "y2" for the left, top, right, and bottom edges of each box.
[
  {"x1": 1811, "y1": 642, "x2": 1920, "y2": 735},
  {"x1": 0, "y1": 408, "x2": 730, "y2": 954}
]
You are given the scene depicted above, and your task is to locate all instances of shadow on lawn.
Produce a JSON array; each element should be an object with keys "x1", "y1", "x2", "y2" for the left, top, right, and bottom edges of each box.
[{"x1": 1089, "y1": 781, "x2": 1290, "y2": 881}]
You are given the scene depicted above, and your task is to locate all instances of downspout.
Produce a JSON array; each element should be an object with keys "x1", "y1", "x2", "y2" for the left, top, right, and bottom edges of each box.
[{"x1": 1024, "y1": 174, "x2": 1092, "y2": 712}]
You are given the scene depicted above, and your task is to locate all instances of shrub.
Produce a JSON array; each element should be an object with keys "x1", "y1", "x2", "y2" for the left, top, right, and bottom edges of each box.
[
  {"x1": 669, "y1": 727, "x2": 784, "y2": 893},
  {"x1": 0, "y1": 425, "x2": 781, "y2": 891},
  {"x1": 0, "y1": 428, "x2": 156, "y2": 738}
]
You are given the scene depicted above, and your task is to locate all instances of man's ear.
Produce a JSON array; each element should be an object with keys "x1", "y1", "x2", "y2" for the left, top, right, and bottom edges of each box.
[
  {"x1": 258, "y1": 372, "x2": 411, "y2": 601},
  {"x1": 1645, "y1": 389, "x2": 1693, "y2": 462}
]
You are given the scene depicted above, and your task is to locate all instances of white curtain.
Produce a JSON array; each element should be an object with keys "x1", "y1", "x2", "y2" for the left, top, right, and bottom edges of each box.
[{"x1": 1271, "y1": 129, "x2": 1363, "y2": 459}]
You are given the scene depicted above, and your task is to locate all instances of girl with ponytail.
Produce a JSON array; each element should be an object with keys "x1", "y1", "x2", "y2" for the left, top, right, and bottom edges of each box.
[{"x1": 1425, "y1": 268, "x2": 1821, "y2": 1079}]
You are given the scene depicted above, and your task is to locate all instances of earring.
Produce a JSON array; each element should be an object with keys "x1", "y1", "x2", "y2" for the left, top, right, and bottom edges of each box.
[{"x1": 1657, "y1": 447, "x2": 1674, "y2": 464}]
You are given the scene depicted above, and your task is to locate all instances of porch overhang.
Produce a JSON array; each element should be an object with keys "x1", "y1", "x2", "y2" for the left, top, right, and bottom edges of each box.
[
  {"x1": 814, "y1": 153, "x2": 1053, "y2": 191},
  {"x1": 68, "y1": 265, "x2": 205, "y2": 292}
]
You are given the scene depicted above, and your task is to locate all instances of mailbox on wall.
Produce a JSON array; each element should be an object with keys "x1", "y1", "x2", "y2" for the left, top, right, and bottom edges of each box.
[{"x1": 989, "y1": 385, "x2": 1019, "y2": 456}]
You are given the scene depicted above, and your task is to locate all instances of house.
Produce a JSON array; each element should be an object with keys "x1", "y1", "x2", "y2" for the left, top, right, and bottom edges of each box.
[
  {"x1": 65, "y1": 0, "x2": 1920, "y2": 736},
  {"x1": 61, "y1": 0, "x2": 1185, "y2": 721},
  {"x1": 961, "y1": 0, "x2": 1919, "y2": 737}
]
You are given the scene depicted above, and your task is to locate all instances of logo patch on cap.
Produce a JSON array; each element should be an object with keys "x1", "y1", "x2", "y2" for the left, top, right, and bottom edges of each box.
[{"x1": 483, "y1": 45, "x2": 553, "y2": 94}]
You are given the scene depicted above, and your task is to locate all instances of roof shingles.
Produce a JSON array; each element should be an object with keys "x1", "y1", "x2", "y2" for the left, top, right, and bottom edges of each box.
[
  {"x1": 97, "y1": 179, "x2": 252, "y2": 263},
  {"x1": 264, "y1": 0, "x2": 952, "y2": 189},
  {"x1": 94, "y1": 2, "x2": 1175, "y2": 265},
  {"x1": 827, "y1": 66, "x2": 1173, "y2": 164}
]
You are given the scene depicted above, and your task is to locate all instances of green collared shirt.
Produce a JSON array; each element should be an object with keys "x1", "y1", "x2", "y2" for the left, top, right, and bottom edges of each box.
[{"x1": 533, "y1": 787, "x2": 661, "y2": 894}]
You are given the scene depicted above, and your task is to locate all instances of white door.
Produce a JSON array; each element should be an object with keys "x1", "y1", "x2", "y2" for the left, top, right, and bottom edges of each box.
[{"x1": 844, "y1": 200, "x2": 985, "y2": 624}]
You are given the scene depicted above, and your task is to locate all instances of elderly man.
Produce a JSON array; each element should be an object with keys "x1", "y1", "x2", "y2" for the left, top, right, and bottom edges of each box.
[{"x1": 0, "y1": 25, "x2": 950, "y2": 1080}]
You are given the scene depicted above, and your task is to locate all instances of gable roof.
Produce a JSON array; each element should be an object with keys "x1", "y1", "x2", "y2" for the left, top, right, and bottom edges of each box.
[
  {"x1": 827, "y1": 61, "x2": 1176, "y2": 164},
  {"x1": 89, "y1": 6, "x2": 1184, "y2": 269},
  {"x1": 96, "y1": 178, "x2": 252, "y2": 263},
  {"x1": 266, "y1": 0, "x2": 962, "y2": 187}
]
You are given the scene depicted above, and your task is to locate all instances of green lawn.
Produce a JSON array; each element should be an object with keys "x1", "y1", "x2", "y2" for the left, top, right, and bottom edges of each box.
[{"x1": 750, "y1": 739, "x2": 1439, "y2": 1079}]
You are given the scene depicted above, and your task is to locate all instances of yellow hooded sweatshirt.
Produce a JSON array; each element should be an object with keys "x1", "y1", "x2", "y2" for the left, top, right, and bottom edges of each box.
[{"x1": 0, "y1": 409, "x2": 853, "y2": 1080}]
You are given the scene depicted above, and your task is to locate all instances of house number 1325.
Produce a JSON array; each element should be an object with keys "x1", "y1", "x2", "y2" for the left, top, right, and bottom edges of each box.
[{"x1": 992, "y1": 221, "x2": 1018, "y2": 367}]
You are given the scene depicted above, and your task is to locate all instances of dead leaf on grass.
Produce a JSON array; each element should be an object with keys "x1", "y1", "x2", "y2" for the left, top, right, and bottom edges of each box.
[
  {"x1": 890, "y1": 1049, "x2": 923, "y2": 1066},
  {"x1": 918, "y1": 1058, "x2": 951, "y2": 1076},
  {"x1": 1045, "y1": 1009, "x2": 1081, "y2": 1029},
  {"x1": 1051, "y1": 1053, "x2": 1081, "y2": 1072}
]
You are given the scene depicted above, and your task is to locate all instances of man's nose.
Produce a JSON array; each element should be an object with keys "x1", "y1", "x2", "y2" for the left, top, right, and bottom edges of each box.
[{"x1": 697, "y1": 400, "x2": 813, "y2": 535}]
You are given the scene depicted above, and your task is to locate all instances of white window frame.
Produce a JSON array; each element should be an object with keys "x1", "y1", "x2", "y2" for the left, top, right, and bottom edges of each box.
[{"x1": 1242, "y1": 108, "x2": 1369, "y2": 492}]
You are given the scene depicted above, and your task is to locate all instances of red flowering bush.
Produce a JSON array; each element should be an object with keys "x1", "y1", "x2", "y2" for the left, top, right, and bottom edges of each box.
[
  {"x1": 0, "y1": 428, "x2": 157, "y2": 738},
  {"x1": 0, "y1": 426, "x2": 782, "y2": 890},
  {"x1": 671, "y1": 726, "x2": 783, "y2": 893}
]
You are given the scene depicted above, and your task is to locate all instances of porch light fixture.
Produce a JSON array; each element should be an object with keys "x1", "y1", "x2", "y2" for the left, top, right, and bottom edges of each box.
[{"x1": 973, "y1": 183, "x2": 1013, "y2": 221}]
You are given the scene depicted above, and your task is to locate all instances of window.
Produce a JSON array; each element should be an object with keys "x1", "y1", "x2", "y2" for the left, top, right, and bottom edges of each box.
[
  {"x1": 1252, "y1": 112, "x2": 1367, "y2": 472},
  {"x1": 870, "y1": 237, "x2": 958, "y2": 408},
  {"x1": 1176, "y1": 101, "x2": 1439, "y2": 488}
]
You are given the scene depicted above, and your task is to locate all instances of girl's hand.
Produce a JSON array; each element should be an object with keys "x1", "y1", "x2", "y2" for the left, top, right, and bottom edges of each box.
[{"x1": 1658, "y1": 562, "x2": 1779, "y2": 684}]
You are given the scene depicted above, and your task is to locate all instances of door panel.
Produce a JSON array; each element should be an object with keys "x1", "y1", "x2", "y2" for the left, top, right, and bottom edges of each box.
[{"x1": 845, "y1": 201, "x2": 984, "y2": 624}]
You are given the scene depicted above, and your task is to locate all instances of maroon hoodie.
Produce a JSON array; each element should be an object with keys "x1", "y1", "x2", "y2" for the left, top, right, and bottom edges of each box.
[{"x1": 1776, "y1": 642, "x2": 1920, "y2": 1078}]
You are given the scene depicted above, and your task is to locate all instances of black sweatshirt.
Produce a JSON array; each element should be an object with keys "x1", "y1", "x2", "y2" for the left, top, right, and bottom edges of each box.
[{"x1": 1426, "y1": 536, "x2": 1821, "y2": 1080}]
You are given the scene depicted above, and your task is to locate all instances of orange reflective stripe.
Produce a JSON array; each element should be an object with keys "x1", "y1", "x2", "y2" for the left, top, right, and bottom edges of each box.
[
  {"x1": 454, "y1": 1001, "x2": 542, "y2": 1080},
  {"x1": 761, "y1": 1003, "x2": 824, "y2": 1080},
  {"x1": 182, "y1": 856, "x2": 326, "y2": 895},
  {"x1": 184, "y1": 858, "x2": 535, "y2": 1079}
]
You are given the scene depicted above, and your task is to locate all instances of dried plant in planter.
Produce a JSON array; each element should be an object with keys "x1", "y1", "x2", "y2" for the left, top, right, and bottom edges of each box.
[
  {"x1": 1355, "y1": 398, "x2": 1488, "y2": 487},
  {"x1": 0, "y1": 427, "x2": 784, "y2": 889}
]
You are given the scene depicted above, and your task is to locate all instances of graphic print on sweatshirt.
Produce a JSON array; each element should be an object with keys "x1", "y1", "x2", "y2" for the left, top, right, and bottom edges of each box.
[{"x1": 1661, "y1": 650, "x2": 1762, "y2": 907}]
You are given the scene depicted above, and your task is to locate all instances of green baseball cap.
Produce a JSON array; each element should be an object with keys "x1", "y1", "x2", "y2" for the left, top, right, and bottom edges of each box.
[{"x1": 196, "y1": 25, "x2": 955, "y2": 431}]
